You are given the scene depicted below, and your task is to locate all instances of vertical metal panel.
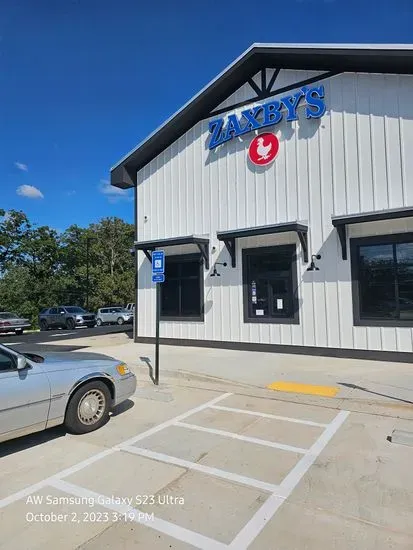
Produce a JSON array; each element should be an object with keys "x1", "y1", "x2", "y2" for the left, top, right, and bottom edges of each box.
[{"x1": 136, "y1": 70, "x2": 413, "y2": 353}]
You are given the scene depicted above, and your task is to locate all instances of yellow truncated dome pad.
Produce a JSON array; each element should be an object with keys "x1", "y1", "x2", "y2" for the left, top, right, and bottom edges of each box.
[{"x1": 267, "y1": 381, "x2": 339, "y2": 397}]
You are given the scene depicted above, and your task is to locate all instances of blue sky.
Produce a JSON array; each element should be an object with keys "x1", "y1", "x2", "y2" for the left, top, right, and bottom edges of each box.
[{"x1": 1, "y1": 0, "x2": 412, "y2": 232}]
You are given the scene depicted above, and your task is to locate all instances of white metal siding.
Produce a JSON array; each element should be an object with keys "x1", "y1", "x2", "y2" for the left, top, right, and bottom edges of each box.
[{"x1": 136, "y1": 69, "x2": 413, "y2": 353}]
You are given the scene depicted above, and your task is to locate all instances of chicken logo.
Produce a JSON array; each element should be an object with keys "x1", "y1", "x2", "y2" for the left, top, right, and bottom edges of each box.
[{"x1": 248, "y1": 132, "x2": 279, "y2": 166}]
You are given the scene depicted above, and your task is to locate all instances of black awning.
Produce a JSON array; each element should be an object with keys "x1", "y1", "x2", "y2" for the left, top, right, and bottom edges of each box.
[
  {"x1": 216, "y1": 222, "x2": 308, "y2": 267},
  {"x1": 134, "y1": 235, "x2": 209, "y2": 269},
  {"x1": 332, "y1": 206, "x2": 413, "y2": 260}
]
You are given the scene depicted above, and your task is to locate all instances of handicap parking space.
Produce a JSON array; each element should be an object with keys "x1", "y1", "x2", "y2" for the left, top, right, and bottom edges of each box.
[{"x1": 1, "y1": 383, "x2": 412, "y2": 549}]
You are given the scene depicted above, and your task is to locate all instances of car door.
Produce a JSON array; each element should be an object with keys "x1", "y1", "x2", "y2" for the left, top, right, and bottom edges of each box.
[
  {"x1": 101, "y1": 308, "x2": 110, "y2": 323},
  {"x1": 0, "y1": 347, "x2": 51, "y2": 442},
  {"x1": 57, "y1": 307, "x2": 67, "y2": 327},
  {"x1": 110, "y1": 308, "x2": 120, "y2": 323},
  {"x1": 47, "y1": 307, "x2": 58, "y2": 327}
]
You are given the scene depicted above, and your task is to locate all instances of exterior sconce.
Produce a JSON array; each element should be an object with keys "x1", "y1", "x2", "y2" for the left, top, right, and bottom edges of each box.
[
  {"x1": 210, "y1": 262, "x2": 227, "y2": 277},
  {"x1": 307, "y1": 254, "x2": 321, "y2": 271}
]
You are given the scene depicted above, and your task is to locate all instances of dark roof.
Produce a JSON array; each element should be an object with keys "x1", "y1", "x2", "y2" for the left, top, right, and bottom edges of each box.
[
  {"x1": 332, "y1": 206, "x2": 413, "y2": 226},
  {"x1": 134, "y1": 235, "x2": 209, "y2": 249},
  {"x1": 217, "y1": 221, "x2": 308, "y2": 240},
  {"x1": 111, "y1": 43, "x2": 413, "y2": 189}
]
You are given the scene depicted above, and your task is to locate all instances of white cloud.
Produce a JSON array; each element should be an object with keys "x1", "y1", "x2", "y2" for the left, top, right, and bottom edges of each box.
[
  {"x1": 16, "y1": 184, "x2": 44, "y2": 199},
  {"x1": 15, "y1": 162, "x2": 28, "y2": 172},
  {"x1": 99, "y1": 179, "x2": 132, "y2": 203},
  {"x1": 66, "y1": 190, "x2": 76, "y2": 196}
]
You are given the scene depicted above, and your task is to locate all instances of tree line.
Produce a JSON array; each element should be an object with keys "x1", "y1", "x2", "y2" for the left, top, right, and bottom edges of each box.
[{"x1": 0, "y1": 209, "x2": 135, "y2": 327}]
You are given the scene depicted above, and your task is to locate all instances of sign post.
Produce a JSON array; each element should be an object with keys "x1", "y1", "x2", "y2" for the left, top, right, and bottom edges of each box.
[{"x1": 151, "y1": 251, "x2": 165, "y2": 385}]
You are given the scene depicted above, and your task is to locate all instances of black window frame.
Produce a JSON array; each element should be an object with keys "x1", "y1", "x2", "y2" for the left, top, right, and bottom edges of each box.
[
  {"x1": 160, "y1": 253, "x2": 204, "y2": 322},
  {"x1": 242, "y1": 245, "x2": 300, "y2": 324},
  {"x1": 0, "y1": 348, "x2": 17, "y2": 372},
  {"x1": 351, "y1": 232, "x2": 413, "y2": 327}
]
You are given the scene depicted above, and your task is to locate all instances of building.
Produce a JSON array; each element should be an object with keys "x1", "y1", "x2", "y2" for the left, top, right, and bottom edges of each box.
[{"x1": 111, "y1": 43, "x2": 413, "y2": 362}]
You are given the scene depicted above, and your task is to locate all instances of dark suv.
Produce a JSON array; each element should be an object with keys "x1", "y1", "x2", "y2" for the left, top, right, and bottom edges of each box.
[{"x1": 39, "y1": 306, "x2": 96, "y2": 331}]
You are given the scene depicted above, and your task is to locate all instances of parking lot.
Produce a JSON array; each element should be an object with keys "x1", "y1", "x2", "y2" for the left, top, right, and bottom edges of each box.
[{"x1": 1, "y1": 374, "x2": 413, "y2": 550}]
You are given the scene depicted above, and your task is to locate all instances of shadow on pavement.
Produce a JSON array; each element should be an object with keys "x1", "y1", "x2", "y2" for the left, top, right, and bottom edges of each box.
[
  {"x1": 110, "y1": 398, "x2": 135, "y2": 417},
  {"x1": 140, "y1": 356, "x2": 156, "y2": 384},
  {"x1": 0, "y1": 425, "x2": 67, "y2": 459},
  {"x1": 0, "y1": 400, "x2": 135, "y2": 457},
  {"x1": 339, "y1": 382, "x2": 413, "y2": 405}
]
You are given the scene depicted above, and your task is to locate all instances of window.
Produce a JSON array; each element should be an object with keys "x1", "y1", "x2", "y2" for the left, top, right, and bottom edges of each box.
[
  {"x1": 49, "y1": 308, "x2": 58, "y2": 314},
  {"x1": 0, "y1": 349, "x2": 15, "y2": 372},
  {"x1": 242, "y1": 245, "x2": 299, "y2": 323},
  {"x1": 160, "y1": 254, "x2": 204, "y2": 321},
  {"x1": 351, "y1": 233, "x2": 413, "y2": 326},
  {"x1": 65, "y1": 307, "x2": 86, "y2": 314}
]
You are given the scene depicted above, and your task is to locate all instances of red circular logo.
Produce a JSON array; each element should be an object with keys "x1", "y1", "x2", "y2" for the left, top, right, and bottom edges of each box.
[{"x1": 248, "y1": 132, "x2": 279, "y2": 166}]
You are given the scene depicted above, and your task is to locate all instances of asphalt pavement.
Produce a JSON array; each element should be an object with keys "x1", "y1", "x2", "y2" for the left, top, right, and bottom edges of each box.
[{"x1": 0, "y1": 324, "x2": 133, "y2": 353}]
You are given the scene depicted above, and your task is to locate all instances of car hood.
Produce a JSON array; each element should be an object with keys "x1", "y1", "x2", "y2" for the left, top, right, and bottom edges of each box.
[{"x1": 29, "y1": 351, "x2": 119, "y2": 371}]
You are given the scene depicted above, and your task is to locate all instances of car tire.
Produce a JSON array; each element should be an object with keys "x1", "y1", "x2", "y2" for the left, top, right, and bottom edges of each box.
[
  {"x1": 15, "y1": 329, "x2": 24, "y2": 335},
  {"x1": 66, "y1": 318, "x2": 75, "y2": 330},
  {"x1": 64, "y1": 381, "x2": 111, "y2": 434},
  {"x1": 96, "y1": 318, "x2": 102, "y2": 327},
  {"x1": 40, "y1": 320, "x2": 48, "y2": 331},
  {"x1": 117, "y1": 317, "x2": 124, "y2": 325}
]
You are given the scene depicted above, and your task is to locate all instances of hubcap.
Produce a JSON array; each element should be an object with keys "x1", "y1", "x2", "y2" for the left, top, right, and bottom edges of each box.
[{"x1": 77, "y1": 389, "x2": 106, "y2": 425}]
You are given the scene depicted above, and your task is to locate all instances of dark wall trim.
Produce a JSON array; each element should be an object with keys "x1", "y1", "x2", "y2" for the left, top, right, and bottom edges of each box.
[
  {"x1": 350, "y1": 232, "x2": 413, "y2": 327},
  {"x1": 134, "y1": 336, "x2": 413, "y2": 364}
]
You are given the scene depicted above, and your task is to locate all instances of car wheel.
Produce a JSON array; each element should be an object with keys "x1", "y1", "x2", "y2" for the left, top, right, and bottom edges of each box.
[
  {"x1": 64, "y1": 381, "x2": 111, "y2": 434},
  {"x1": 66, "y1": 318, "x2": 75, "y2": 330},
  {"x1": 96, "y1": 318, "x2": 102, "y2": 326},
  {"x1": 15, "y1": 328, "x2": 24, "y2": 335},
  {"x1": 117, "y1": 317, "x2": 124, "y2": 325},
  {"x1": 40, "y1": 319, "x2": 48, "y2": 331}
]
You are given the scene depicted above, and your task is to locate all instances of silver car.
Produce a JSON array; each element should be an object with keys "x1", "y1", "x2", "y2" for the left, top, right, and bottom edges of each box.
[
  {"x1": 0, "y1": 343, "x2": 137, "y2": 443},
  {"x1": 0, "y1": 312, "x2": 31, "y2": 335},
  {"x1": 96, "y1": 307, "x2": 134, "y2": 326}
]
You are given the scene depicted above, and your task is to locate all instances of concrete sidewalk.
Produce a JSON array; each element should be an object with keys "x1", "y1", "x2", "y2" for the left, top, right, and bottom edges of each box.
[{"x1": 46, "y1": 334, "x2": 413, "y2": 421}]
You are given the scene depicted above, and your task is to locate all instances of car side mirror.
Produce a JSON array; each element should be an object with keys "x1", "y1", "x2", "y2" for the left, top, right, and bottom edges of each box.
[{"x1": 17, "y1": 356, "x2": 28, "y2": 370}]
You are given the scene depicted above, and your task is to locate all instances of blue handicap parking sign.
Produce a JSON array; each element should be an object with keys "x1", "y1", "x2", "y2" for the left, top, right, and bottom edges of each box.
[{"x1": 152, "y1": 250, "x2": 165, "y2": 274}]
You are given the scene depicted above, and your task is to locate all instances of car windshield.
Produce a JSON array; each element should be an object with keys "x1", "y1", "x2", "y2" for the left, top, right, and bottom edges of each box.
[
  {"x1": 64, "y1": 307, "x2": 86, "y2": 313},
  {"x1": 0, "y1": 312, "x2": 18, "y2": 319}
]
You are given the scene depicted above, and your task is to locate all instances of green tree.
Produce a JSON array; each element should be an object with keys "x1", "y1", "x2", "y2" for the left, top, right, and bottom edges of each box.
[{"x1": 0, "y1": 209, "x2": 31, "y2": 271}]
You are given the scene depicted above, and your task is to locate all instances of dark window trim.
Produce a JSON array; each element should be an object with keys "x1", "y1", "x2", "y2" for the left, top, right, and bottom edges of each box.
[
  {"x1": 351, "y1": 232, "x2": 413, "y2": 327},
  {"x1": 0, "y1": 348, "x2": 17, "y2": 373},
  {"x1": 242, "y1": 245, "x2": 300, "y2": 325},
  {"x1": 160, "y1": 253, "x2": 204, "y2": 322}
]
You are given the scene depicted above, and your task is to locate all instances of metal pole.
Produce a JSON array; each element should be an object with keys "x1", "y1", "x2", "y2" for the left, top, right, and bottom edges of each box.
[
  {"x1": 154, "y1": 282, "x2": 160, "y2": 385},
  {"x1": 86, "y1": 238, "x2": 90, "y2": 310}
]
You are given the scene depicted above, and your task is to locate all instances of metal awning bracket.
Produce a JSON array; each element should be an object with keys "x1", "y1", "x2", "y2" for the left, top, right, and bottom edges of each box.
[
  {"x1": 223, "y1": 238, "x2": 236, "y2": 268},
  {"x1": 337, "y1": 225, "x2": 347, "y2": 260},
  {"x1": 196, "y1": 242, "x2": 209, "y2": 270},
  {"x1": 297, "y1": 230, "x2": 309, "y2": 263}
]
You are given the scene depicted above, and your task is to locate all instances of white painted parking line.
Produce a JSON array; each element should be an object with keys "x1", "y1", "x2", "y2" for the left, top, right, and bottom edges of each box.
[
  {"x1": 2, "y1": 342, "x2": 23, "y2": 346},
  {"x1": 48, "y1": 332, "x2": 76, "y2": 337},
  {"x1": 116, "y1": 392, "x2": 233, "y2": 449},
  {"x1": 175, "y1": 422, "x2": 308, "y2": 454},
  {"x1": 210, "y1": 405, "x2": 329, "y2": 428},
  {"x1": 50, "y1": 478, "x2": 227, "y2": 550},
  {"x1": 0, "y1": 393, "x2": 232, "y2": 510},
  {"x1": 0, "y1": 448, "x2": 116, "y2": 510},
  {"x1": 122, "y1": 445, "x2": 280, "y2": 493},
  {"x1": 228, "y1": 410, "x2": 350, "y2": 549}
]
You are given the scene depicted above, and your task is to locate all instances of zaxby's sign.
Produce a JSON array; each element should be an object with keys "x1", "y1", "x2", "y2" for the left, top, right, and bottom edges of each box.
[{"x1": 208, "y1": 85, "x2": 326, "y2": 150}]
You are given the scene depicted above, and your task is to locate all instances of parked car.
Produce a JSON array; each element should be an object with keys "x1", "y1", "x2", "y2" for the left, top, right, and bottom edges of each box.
[
  {"x1": 39, "y1": 306, "x2": 96, "y2": 331},
  {"x1": 0, "y1": 312, "x2": 31, "y2": 335},
  {"x1": 125, "y1": 303, "x2": 135, "y2": 312},
  {"x1": 96, "y1": 307, "x2": 134, "y2": 326},
  {"x1": 0, "y1": 343, "x2": 137, "y2": 442}
]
